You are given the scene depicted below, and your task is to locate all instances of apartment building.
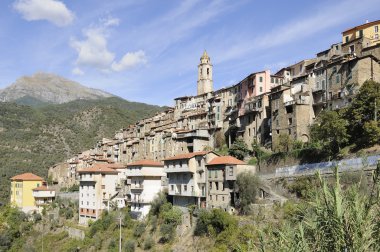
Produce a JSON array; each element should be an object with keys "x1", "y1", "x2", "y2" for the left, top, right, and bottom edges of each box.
[
  {"x1": 206, "y1": 156, "x2": 254, "y2": 212},
  {"x1": 343, "y1": 20, "x2": 380, "y2": 46},
  {"x1": 125, "y1": 160, "x2": 165, "y2": 219},
  {"x1": 78, "y1": 163, "x2": 119, "y2": 225},
  {"x1": 10, "y1": 173, "x2": 45, "y2": 213},
  {"x1": 164, "y1": 151, "x2": 219, "y2": 209},
  {"x1": 32, "y1": 185, "x2": 56, "y2": 213}
]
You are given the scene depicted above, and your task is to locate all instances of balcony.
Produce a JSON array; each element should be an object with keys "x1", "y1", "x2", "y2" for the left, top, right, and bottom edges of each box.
[
  {"x1": 244, "y1": 104, "x2": 263, "y2": 113},
  {"x1": 295, "y1": 98, "x2": 309, "y2": 105},
  {"x1": 284, "y1": 100, "x2": 295, "y2": 106},
  {"x1": 130, "y1": 197, "x2": 145, "y2": 203},
  {"x1": 130, "y1": 184, "x2": 144, "y2": 190},
  {"x1": 312, "y1": 86, "x2": 324, "y2": 93},
  {"x1": 166, "y1": 165, "x2": 194, "y2": 173},
  {"x1": 33, "y1": 191, "x2": 55, "y2": 198},
  {"x1": 80, "y1": 175, "x2": 95, "y2": 182}
]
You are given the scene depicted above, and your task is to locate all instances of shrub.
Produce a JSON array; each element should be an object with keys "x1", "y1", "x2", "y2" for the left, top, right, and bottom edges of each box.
[
  {"x1": 162, "y1": 207, "x2": 182, "y2": 226},
  {"x1": 228, "y1": 138, "x2": 249, "y2": 160},
  {"x1": 149, "y1": 192, "x2": 167, "y2": 216},
  {"x1": 133, "y1": 223, "x2": 146, "y2": 238},
  {"x1": 124, "y1": 239, "x2": 135, "y2": 252},
  {"x1": 143, "y1": 236, "x2": 154, "y2": 250},
  {"x1": 194, "y1": 209, "x2": 237, "y2": 237},
  {"x1": 159, "y1": 223, "x2": 176, "y2": 243}
]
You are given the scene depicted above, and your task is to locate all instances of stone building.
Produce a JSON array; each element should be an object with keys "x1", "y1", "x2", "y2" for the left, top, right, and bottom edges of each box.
[{"x1": 206, "y1": 156, "x2": 254, "y2": 212}]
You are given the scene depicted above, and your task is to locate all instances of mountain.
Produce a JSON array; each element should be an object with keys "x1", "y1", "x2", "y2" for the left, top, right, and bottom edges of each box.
[
  {"x1": 0, "y1": 97, "x2": 165, "y2": 203},
  {"x1": 0, "y1": 72, "x2": 114, "y2": 104}
]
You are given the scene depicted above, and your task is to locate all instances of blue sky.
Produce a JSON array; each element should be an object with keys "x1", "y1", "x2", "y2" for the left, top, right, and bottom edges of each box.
[{"x1": 0, "y1": 0, "x2": 379, "y2": 106}]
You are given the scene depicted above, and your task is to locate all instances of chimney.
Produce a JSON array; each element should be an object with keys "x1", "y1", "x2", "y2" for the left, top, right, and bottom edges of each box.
[{"x1": 366, "y1": 20, "x2": 369, "y2": 24}]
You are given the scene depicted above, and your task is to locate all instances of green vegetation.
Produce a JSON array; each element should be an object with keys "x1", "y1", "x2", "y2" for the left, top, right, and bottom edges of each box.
[
  {"x1": 235, "y1": 171, "x2": 260, "y2": 214},
  {"x1": 228, "y1": 138, "x2": 249, "y2": 160},
  {"x1": 0, "y1": 97, "x2": 164, "y2": 202}
]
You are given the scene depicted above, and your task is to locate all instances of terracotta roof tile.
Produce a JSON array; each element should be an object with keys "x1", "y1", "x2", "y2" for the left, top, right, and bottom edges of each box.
[
  {"x1": 207, "y1": 156, "x2": 246, "y2": 165},
  {"x1": 127, "y1": 160, "x2": 164, "y2": 167},
  {"x1": 163, "y1": 151, "x2": 210, "y2": 161},
  {"x1": 32, "y1": 185, "x2": 55, "y2": 191},
  {"x1": 78, "y1": 163, "x2": 119, "y2": 174},
  {"x1": 11, "y1": 173, "x2": 44, "y2": 181}
]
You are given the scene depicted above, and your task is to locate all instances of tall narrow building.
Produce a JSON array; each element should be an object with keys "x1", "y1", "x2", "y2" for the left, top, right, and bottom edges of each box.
[{"x1": 197, "y1": 50, "x2": 213, "y2": 95}]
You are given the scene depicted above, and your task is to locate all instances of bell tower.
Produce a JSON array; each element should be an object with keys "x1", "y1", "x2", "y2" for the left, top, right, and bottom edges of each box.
[{"x1": 197, "y1": 50, "x2": 213, "y2": 95}]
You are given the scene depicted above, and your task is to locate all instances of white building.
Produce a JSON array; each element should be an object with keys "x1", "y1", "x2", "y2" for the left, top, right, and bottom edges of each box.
[
  {"x1": 32, "y1": 185, "x2": 56, "y2": 213},
  {"x1": 163, "y1": 151, "x2": 219, "y2": 209},
  {"x1": 126, "y1": 160, "x2": 166, "y2": 219},
  {"x1": 78, "y1": 163, "x2": 119, "y2": 225}
]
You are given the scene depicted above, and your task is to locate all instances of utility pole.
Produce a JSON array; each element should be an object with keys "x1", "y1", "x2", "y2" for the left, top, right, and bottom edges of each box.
[{"x1": 119, "y1": 212, "x2": 122, "y2": 252}]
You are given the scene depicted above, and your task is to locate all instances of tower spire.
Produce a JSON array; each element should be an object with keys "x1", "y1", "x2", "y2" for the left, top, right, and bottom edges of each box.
[{"x1": 197, "y1": 50, "x2": 213, "y2": 95}]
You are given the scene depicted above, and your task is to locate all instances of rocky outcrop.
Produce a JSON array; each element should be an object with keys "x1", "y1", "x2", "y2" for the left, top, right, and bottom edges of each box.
[{"x1": 0, "y1": 72, "x2": 114, "y2": 104}]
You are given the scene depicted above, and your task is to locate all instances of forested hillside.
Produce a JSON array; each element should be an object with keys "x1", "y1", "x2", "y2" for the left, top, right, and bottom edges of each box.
[{"x1": 0, "y1": 97, "x2": 165, "y2": 202}]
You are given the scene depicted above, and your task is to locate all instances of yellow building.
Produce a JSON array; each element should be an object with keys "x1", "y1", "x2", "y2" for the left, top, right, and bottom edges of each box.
[
  {"x1": 10, "y1": 172, "x2": 44, "y2": 213},
  {"x1": 342, "y1": 20, "x2": 380, "y2": 46}
]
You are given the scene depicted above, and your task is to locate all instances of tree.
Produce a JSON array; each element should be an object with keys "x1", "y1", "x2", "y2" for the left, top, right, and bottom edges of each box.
[
  {"x1": 235, "y1": 171, "x2": 260, "y2": 214},
  {"x1": 363, "y1": 120, "x2": 380, "y2": 145},
  {"x1": 311, "y1": 110, "x2": 349, "y2": 156},
  {"x1": 228, "y1": 138, "x2": 249, "y2": 160},
  {"x1": 345, "y1": 80, "x2": 380, "y2": 146},
  {"x1": 252, "y1": 140, "x2": 267, "y2": 171}
]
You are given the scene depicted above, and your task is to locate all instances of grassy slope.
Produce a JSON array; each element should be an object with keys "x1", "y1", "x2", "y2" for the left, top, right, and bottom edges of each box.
[{"x1": 0, "y1": 97, "x2": 165, "y2": 203}]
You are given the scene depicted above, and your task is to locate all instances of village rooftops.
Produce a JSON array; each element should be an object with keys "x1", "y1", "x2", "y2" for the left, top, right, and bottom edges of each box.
[
  {"x1": 11, "y1": 173, "x2": 44, "y2": 181},
  {"x1": 162, "y1": 151, "x2": 211, "y2": 161},
  {"x1": 78, "y1": 163, "x2": 119, "y2": 174},
  {"x1": 127, "y1": 160, "x2": 164, "y2": 167},
  {"x1": 207, "y1": 156, "x2": 246, "y2": 165},
  {"x1": 342, "y1": 19, "x2": 380, "y2": 34}
]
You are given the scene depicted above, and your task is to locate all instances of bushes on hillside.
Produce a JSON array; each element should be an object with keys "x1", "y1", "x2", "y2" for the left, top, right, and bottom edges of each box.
[
  {"x1": 228, "y1": 138, "x2": 249, "y2": 160},
  {"x1": 194, "y1": 209, "x2": 237, "y2": 237}
]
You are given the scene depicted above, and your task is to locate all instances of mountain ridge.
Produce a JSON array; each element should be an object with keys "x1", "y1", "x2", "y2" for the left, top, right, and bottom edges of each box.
[{"x1": 0, "y1": 72, "x2": 115, "y2": 104}]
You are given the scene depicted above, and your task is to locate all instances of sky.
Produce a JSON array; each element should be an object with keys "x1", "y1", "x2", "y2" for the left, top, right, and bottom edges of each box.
[{"x1": 0, "y1": 0, "x2": 380, "y2": 106}]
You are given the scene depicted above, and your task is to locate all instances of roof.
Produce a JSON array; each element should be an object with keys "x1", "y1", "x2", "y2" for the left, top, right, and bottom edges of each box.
[
  {"x1": 163, "y1": 151, "x2": 210, "y2": 161},
  {"x1": 32, "y1": 185, "x2": 55, "y2": 191},
  {"x1": 78, "y1": 163, "x2": 119, "y2": 174},
  {"x1": 107, "y1": 163, "x2": 126, "y2": 169},
  {"x1": 127, "y1": 160, "x2": 164, "y2": 167},
  {"x1": 207, "y1": 156, "x2": 246, "y2": 165},
  {"x1": 342, "y1": 20, "x2": 380, "y2": 34},
  {"x1": 11, "y1": 173, "x2": 44, "y2": 181}
]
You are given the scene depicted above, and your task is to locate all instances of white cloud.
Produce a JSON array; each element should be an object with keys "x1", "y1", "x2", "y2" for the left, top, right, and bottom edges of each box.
[
  {"x1": 111, "y1": 50, "x2": 147, "y2": 72},
  {"x1": 72, "y1": 67, "x2": 84, "y2": 75},
  {"x1": 13, "y1": 0, "x2": 74, "y2": 27},
  {"x1": 70, "y1": 27, "x2": 115, "y2": 70},
  {"x1": 70, "y1": 17, "x2": 146, "y2": 74}
]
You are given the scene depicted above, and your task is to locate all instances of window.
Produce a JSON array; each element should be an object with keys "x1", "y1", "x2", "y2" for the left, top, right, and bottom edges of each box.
[
  {"x1": 349, "y1": 45, "x2": 355, "y2": 53},
  {"x1": 336, "y1": 74, "x2": 340, "y2": 84},
  {"x1": 288, "y1": 118, "x2": 292, "y2": 125},
  {"x1": 259, "y1": 86, "x2": 263, "y2": 92},
  {"x1": 375, "y1": 26, "x2": 379, "y2": 33},
  {"x1": 101, "y1": 185, "x2": 105, "y2": 189},
  {"x1": 215, "y1": 170, "x2": 218, "y2": 178},
  {"x1": 375, "y1": 34, "x2": 379, "y2": 40},
  {"x1": 171, "y1": 185, "x2": 174, "y2": 191},
  {"x1": 207, "y1": 68, "x2": 209, "y2": 75},
  {"x1": 208, "y1": 170, "x2": 211, "y2": 178},
  {"x1": 184, "y1": 185, "x2": 187, "y2": 191},
  {"x1": 259, "y1": 76, "x2": 263, "y2": 82},
  {"x1": 229, "y1": 166, "x2": 233, "y2": 176},
  {"x1": 345, "y1": 36, "x2": 349, "y2": 43},
  {"x1": 198, "y1": 159, "x2": 201, "y2": 167},
  {"x1": 358, "y1": 29, "x2": 363, "y2": 38},
  {"x1": 209, "y1": 182, "x2": 212, "y2": 190},
  {"x1": 271, "y1": 77, "x2": 274, "y2": 83}
]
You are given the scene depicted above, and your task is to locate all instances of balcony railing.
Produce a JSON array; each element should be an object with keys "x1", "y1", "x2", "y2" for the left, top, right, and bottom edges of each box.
[{"x1": 130, "y1": 184, "x2": 144, "y2": 190}]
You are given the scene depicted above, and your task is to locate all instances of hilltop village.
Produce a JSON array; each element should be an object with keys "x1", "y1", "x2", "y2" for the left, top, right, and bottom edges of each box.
[{"x1": 10, "y1": 20, "x2": 380, "y2": 225}]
